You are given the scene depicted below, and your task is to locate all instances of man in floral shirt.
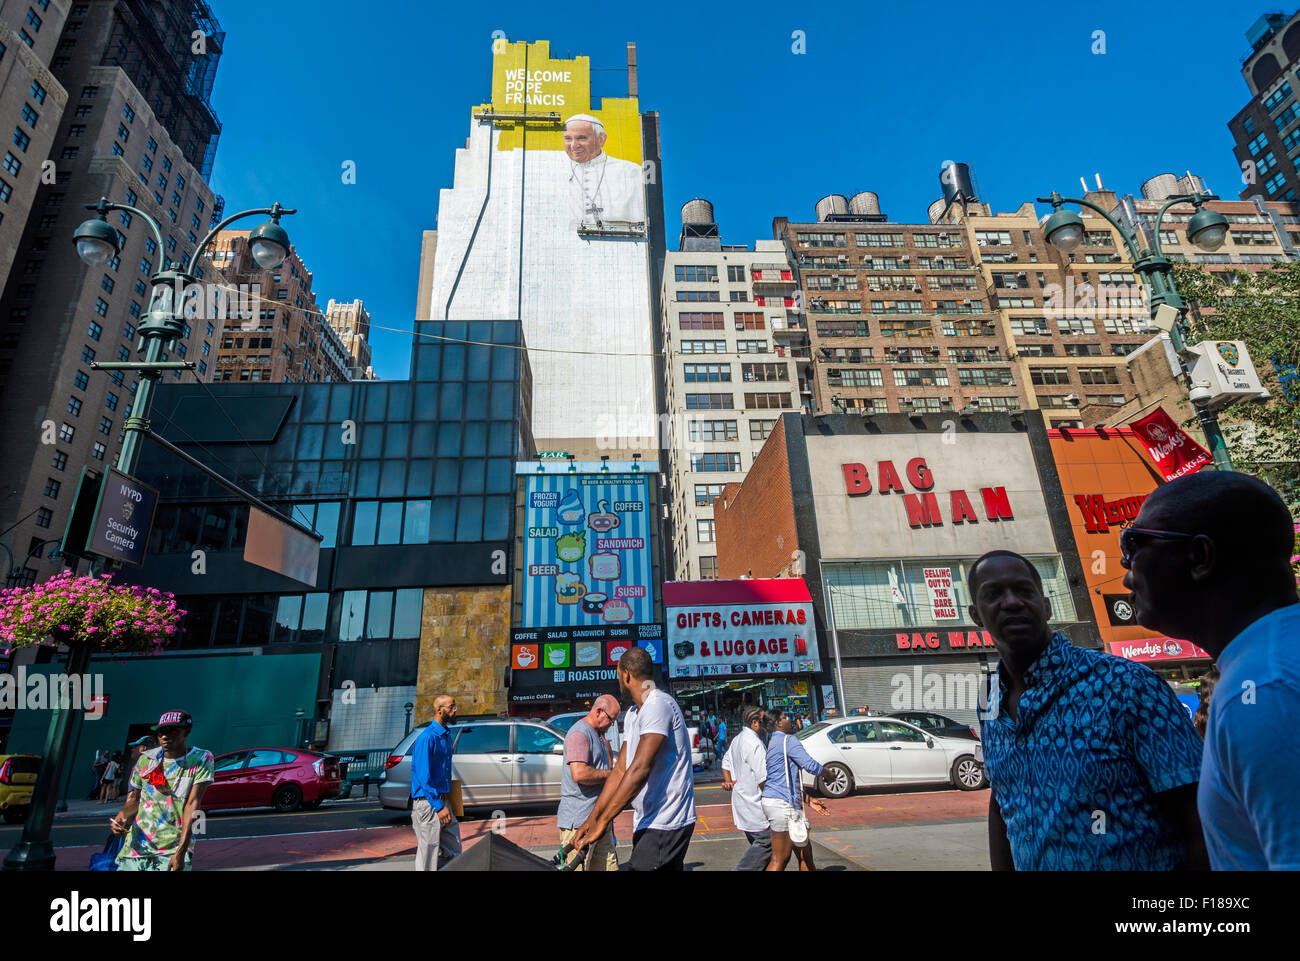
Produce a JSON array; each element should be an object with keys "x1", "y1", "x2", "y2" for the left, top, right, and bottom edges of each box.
[{"x1": 110, "y1": 710, "x2": 214, "y2": 871}]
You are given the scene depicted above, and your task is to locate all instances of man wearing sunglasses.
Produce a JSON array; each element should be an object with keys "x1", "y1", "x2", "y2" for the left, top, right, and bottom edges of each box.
[
  {"x1": 110, "y1": 711, "x2": 213, "y2": 871},
  {"x1": 970, "y1": 551, "x2": 1207, "y2": 870},
  {"x1": 1124, "y1": 471, "x2": 1300, "y2": 870},
  {"x1": 557, "y1": 694, "x2": 621, "y2": 870}
]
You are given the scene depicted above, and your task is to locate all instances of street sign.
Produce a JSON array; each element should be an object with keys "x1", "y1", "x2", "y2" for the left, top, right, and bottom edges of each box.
[
  {"x1": 244, "y1": 506, "x2": 320, "y2": 587},
  {"x1": 61, "y1": 468, "x2": 103, "y2": 562},
  {"x1": 86, "y1": 468, "x2": 159, "y2": 567}
]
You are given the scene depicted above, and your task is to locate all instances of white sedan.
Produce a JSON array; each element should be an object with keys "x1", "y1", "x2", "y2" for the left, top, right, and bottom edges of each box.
[{"x1": 795, "y1": 717, "x2": 986, "y2": 798}]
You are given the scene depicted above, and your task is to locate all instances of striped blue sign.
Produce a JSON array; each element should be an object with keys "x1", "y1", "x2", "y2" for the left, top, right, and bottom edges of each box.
[{"x1": 521, "y1": 473, "x2": 654, "y2": 629}]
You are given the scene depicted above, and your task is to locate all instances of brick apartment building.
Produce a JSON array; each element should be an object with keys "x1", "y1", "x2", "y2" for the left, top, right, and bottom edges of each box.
[
  {"x1": 207, "y1": 230, "x2": 349, "y2": 385},
  {"x1": 0, "y1": 0, "x2": 227, "y2": 587},
  {"x1": 1230, "y1": 10, "x2": 1300, "y2": 203},
  {"x1": 0, "y1": 0, "x2": 71, "y2": 292}
]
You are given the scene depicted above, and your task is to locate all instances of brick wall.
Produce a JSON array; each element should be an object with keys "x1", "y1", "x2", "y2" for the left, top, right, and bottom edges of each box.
[
  {"x1": 713, "y1": 417, "x2": 799, "y2": 579},
  {"x1": 415, "y1": 584, "x2": 511, "y2": 721}
]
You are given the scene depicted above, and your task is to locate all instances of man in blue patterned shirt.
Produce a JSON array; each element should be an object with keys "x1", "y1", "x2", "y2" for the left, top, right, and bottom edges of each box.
[{"x1": 970, "y1": 550, "x2": 1208, "y2": 870}]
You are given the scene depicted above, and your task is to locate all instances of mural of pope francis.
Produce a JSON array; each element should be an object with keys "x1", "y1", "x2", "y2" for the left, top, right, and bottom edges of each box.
[{"x1": 562, "y1": 113, "x2": 645, "y2": 227}]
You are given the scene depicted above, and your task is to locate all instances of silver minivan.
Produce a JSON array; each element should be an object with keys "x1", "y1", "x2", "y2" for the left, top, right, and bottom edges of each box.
[{"x1": 379, "y1": 719, "x2": 567, "y2": 811}]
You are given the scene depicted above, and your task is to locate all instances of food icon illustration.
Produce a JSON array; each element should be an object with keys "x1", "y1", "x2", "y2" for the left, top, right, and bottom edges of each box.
[
  {"x1": 581, "y1": 591, "x2": 608, "y2": 615},
  {"x1": 589, "y1": 551, "x2": 620, "y2": 581},
  {"x1": 601, "y1": 597, "x2": 633, "y2": 622},
  {"x1": 574, "y1": 641, "x2": 601, "y2": 666},
  {"x1": 556, "y1": 489, "x2": 584, "y2": 525},
  {"x1": 555, "y1": 531, "x2": 586, "y2": 563},
  {"x1": 587, "y1": 499, "x2": 620, "y2": 533},
  {"x1": 555, "y1": 571, "x2": 586, "y2": 604}
]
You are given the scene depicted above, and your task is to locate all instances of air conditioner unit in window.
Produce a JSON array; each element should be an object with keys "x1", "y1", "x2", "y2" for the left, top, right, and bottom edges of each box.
[
  {"x1": 912, "y1": 285, "x2": 923, "y2": 293},
  {"x1": 869, "y1": 284, "x2": 881, "y2": 291}
]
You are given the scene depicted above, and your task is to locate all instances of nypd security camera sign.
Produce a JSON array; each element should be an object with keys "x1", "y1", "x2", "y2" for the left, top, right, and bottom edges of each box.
[{"x1": 87, "y1": 468, "x2": 160, "y2": 567}]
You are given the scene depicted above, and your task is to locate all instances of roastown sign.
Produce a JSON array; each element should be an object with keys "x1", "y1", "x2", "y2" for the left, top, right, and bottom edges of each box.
[{"x1": 664, "y1": 578, "x2": 821, "y2": 678}]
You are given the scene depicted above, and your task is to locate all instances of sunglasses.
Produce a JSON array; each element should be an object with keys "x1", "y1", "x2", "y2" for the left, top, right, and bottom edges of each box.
[{"x1": 1119, "y1": 527, "x2": 1197, "y2": 567}]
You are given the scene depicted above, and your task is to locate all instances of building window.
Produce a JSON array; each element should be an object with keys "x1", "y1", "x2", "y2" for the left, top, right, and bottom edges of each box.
[
  {"x1": 699, "y1": 556, "x2": 719, "y2": 579},
  {"x1": 687, "y1": 419, "x2": 738, "y2": 442},
  {"x1": 683, "y1": 362, "x2": 731, "y2": 382},
  {"x1": 51, "y1": 450, "x2": 67, "y2": 471},
  {"x1": 94, "y1": 298, "x2": 108, "y2": 317},
  {"x1": 97, "y1": 416, "x2": 112, "y2": 435},
  {"x1": 690, "y1": 452, "x2": 742, "y2": 472},
  {"x1": 2, "y1": 152, "x2": 19, "y2": 175},
  {"x1": 43, "y1": 477, "x2": 60, "y2": 499},
  {"x1": 696, "y1": 519, "x2": 717, "y2": 543},
  {"x1": 12, "y1": 129, "x2": 31, "y2": 152},
  {"x1": 105, "y1": 392, "x2": 118, "y2": 411},
  {"x1": 66, "y1": 396, "x2": 82, "y2": 416},
  {"x1": 727, "y1": 265, "x2": 746, "y2": 282},
  {"x1": 675, "y1": 264, "x2": 719, "y2": 282},
  {"x1": 685, "y1": 392, "x2": 734, "y2": 410},
  {"x1": 678, "y1": 312, "x2": 725, "y2": 331},
  {"x1": 91, "y1": 442, "x2": 105, "y2": 460},
  {"x1": 694, "y1": 483, "x2": 726, "y2": 506},
  {"x1": 35, "y1": 508, "x2": 52, "y2": 529},
  {"x1": 58, "y1": 423, "x2": 74, "y2": 442},
  {"x1": 741, "y1": 362, "x2": 788, "y2": 382},
  {"x1": 743, "y1": 392, "x2": 793, "y2": 409}
]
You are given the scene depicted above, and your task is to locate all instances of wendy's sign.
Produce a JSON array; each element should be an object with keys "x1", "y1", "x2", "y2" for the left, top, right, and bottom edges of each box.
[{"x1": 840, "y1": 457, "x2": 1014, "y2": 528}]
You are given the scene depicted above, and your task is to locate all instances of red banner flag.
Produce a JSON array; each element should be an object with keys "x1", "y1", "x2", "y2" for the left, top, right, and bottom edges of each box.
[{"x1": 1128, "y1": 408, "x2": 1213, "y2": 480}]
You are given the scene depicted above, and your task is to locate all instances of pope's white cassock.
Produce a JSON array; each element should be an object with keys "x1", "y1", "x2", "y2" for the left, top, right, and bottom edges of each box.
[{"x1": 568, "y1": 151, "x2": 645, "y2": 226}]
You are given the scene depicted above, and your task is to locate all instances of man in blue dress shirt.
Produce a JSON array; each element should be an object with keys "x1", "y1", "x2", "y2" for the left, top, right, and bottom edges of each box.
[
  {"x1": 971, "y1": 550, "x2": 1207, "y2": 870},
  {"x1": 410, "y1": 694, "x2": 461, "y2": 871}
]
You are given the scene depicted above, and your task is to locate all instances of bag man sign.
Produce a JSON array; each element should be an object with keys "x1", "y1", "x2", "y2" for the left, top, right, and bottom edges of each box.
[{"x1": 664, "y1": 579, "x2": 821, "y2": 678}]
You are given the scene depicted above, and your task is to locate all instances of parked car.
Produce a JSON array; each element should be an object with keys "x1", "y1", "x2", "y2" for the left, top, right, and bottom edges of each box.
[
  {"x1": 886, "y1": 711, "x2": 980, "y2": 741},
  {"x1": 688, "y1": 726, "x2": 714, "y2": 769},
  {"x1": 201, "y1": 748, "x2": 342, "y2": 813},
  {"x1": 546, "y1": 711, "x2": 624, "y2": 755},
  {"x1": 379, "y1": 719, "x2": 568, "y2": 811},
  {"x1": 0, "y1": 754, "x2": 39, "y2": 823},
  {"x1": 794, "y1": 717, "x2": 986, "y2": 798}
]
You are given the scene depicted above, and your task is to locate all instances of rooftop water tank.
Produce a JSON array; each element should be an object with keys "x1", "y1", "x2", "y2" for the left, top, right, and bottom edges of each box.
[{"x1": 815, "y1": 194, "x2": 849, "y2": 222}]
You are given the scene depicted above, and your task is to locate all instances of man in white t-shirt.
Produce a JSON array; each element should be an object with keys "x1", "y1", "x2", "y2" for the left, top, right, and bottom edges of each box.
[
  {"x1": 722, "y1": 707, "x2": 769, "y2": 870},
  {"x1": 570, "y1": 646, "x2": 696, "y2": 870}
]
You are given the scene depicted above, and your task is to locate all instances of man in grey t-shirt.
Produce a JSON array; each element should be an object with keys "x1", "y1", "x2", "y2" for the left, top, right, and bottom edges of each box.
[{"x1": 557, "y1": 695, "x2": 621, "y2": 871}]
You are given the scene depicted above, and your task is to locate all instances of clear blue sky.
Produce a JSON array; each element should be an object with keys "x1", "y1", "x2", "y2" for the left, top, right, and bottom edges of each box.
[{"x1": 207, "y1": 0, "x2": 1266, "y2": 379}]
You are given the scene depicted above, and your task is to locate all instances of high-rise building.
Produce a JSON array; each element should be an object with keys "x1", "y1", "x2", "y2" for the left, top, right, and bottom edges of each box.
[
  {"x1": 325, "y1": 297, "x2": 373, "y2": 380},
  {"x1": 0, "y1": 0, "x2": 225, "y2": 586},
  {"x1": 1230, "y1": 11, "x2": 1300, "y2": 202},
  {"x1": 661, "y1": 199, "x2": 801, "y2": 581},
  {"x1": 421, "y1": 39, "x2": 664, "y2": 457},
  {"x1": 207, "y1": 230, "x2": 347, "y2": 385},
  {"x1": 0, "y1": 0, "x2": 71, "y2": 292},
  {"x1": 776, "y1": 183, "x2": 1027, "y2": 422}
]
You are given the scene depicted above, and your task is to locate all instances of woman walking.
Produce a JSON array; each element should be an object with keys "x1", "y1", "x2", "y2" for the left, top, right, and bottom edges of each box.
[
  {"x1": 98, "y1": 752, "x2": 120, "y2": 804},
  {"x1": 761, "y1": 714, "x2": 830, "y2": 871}
]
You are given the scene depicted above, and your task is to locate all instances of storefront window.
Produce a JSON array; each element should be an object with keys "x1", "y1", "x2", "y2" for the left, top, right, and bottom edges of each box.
[{"x1": 824, "y1": 555, "x2": 1075, "y2": 629}]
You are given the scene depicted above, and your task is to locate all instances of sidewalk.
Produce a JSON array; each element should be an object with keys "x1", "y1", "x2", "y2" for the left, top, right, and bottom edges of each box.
[{"x1": 51, "y1": 794, "x2": 378, "y2": 820}]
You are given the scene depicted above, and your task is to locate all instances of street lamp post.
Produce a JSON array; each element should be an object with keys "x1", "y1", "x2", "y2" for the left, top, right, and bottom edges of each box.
[
  {"x1": 403, "y1": 702, "x2": 414, "y2": 737},
  {"x1": 74, "y1": 198, "x2": 295, "y2": 480},
  {"x1": 1038, "y1": 191, "x2": 1234, "y2": 471},
  {"x1": 2, "y1": 199, "x2": 296, "y2": 872}
]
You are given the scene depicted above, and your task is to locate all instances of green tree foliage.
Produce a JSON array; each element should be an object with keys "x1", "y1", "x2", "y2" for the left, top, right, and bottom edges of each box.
[{"x1": 1173, "y1": 261, "x2": 1300, "y2": 519}]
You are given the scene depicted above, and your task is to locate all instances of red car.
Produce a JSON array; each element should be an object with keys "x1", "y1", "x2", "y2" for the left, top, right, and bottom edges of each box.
[{"x1": 202, "y1": 748, "x2": 342, "y2": 813}]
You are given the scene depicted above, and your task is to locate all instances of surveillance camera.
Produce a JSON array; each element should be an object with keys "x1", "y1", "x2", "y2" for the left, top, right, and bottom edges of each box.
[{"x1": 1188, "y1": 386, "x2": 1213, "y2": 406}]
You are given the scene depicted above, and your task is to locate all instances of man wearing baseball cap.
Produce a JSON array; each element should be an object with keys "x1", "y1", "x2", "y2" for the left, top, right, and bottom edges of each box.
[{"x1": 110, "y1": 711, "x2": 214, "y2": 871}]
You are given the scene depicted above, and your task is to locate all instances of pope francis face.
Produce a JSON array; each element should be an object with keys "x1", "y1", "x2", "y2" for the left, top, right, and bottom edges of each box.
[{"x1": 563, "y1": 120, "x2": 605, "y2": 163}]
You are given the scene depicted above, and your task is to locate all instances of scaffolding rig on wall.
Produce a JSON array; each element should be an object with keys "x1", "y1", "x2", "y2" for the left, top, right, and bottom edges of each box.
[{"x1": 104, "y1": 0, "x2": 225, "y2": 180}]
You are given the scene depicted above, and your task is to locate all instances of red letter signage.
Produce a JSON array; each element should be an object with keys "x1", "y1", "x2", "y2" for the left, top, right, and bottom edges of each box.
[{"x1": 842, "y1": 463, "x2": 871, "y2": 495}]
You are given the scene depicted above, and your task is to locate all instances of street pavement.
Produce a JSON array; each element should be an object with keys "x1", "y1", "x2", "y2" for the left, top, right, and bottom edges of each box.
[{"x1": 9, "y1": 771, "x2": 991, "y2": 870}]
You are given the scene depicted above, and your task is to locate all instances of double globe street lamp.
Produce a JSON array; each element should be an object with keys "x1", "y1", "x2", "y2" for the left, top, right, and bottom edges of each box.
[
  {"x1": 72, "y1": 198, "x2": 295, "y2": 479},
  {"x1": 1038, "y1": 190, "x2": 1234, "y2": 470}
]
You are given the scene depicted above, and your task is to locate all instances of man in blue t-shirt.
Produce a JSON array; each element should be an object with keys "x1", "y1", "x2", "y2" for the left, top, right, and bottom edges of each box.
[{"x1": 1125, "y1": 471, "x2": 1300, "y2": 869}]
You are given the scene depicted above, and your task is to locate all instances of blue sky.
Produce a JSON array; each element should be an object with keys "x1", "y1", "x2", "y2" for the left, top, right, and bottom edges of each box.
[{"x1": 207, "y1": 0, "x2": 1265, "y2": 379}]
